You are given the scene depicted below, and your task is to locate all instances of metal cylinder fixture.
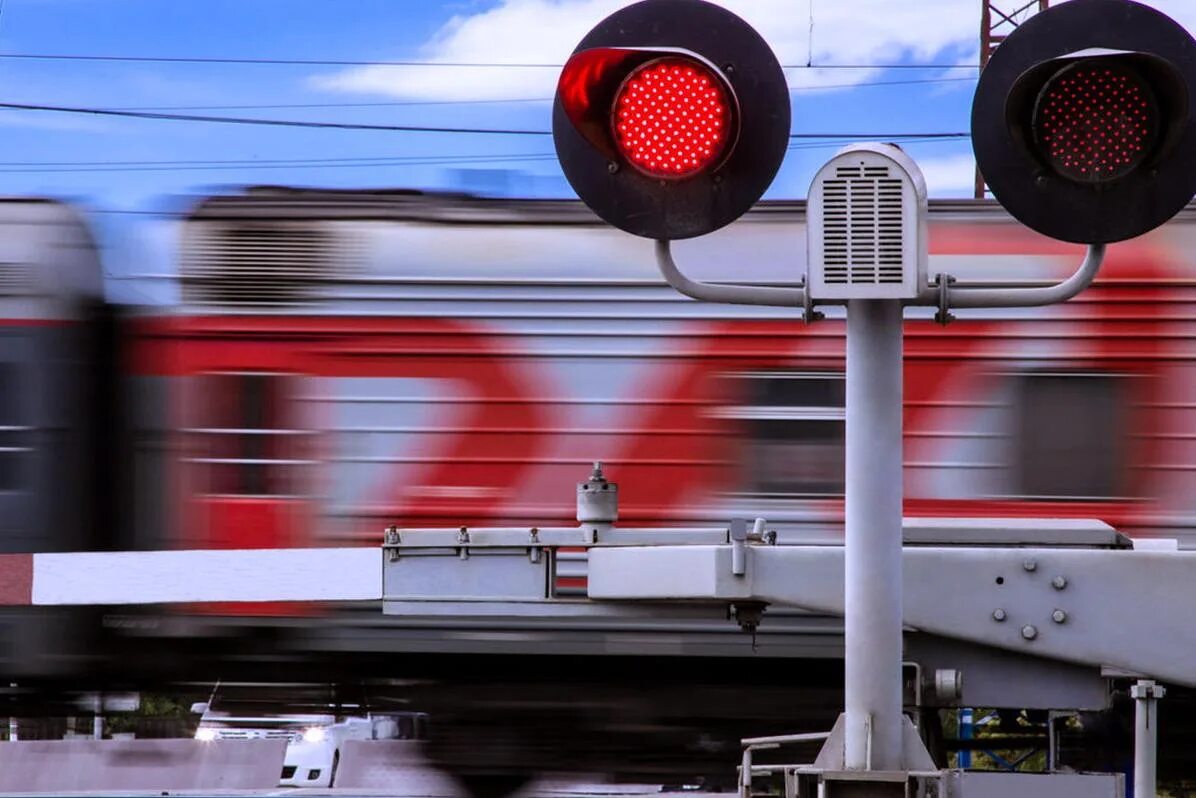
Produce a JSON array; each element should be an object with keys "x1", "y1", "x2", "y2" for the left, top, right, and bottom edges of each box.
[
  {"x1": 1133, "y1": 679, "x2": 1165, "y2": 798},
  {"x1": 577, "y1": 461, "x2": 619, "y2": 526},
  {"x1": 731, "y1": 519, "x2": 748, "y2": 577},
  {"x1": 934, "y1": 669, "x2": 963, "y2": 702},
  {"x1": 843, "y1": 299, "x2": 905, "y2": 770}
]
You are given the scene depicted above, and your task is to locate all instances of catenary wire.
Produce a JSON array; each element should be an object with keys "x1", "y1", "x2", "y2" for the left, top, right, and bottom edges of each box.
[
  {"x1": 0, "y1": 51, "x2": 980, "y2": 69},
  {"x1": 0, "y1": 101, "x2": 550, "y2": 134},
  {"x1": 0, "y1": 99, "x2": 971, "y2": 139},
  {"x1": 0, "y1": 136, "x2": 971, "y2": 174},
  {"x1": 0, "y1": 155, "x2": 560, "y2": 173},
  {"x1": 107, "y1": 77, "x2": 975, "y2": 112}
]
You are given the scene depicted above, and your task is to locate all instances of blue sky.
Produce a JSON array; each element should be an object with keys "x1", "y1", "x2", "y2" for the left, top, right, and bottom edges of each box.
[
  {"x1": 5, "y1": 0, "x2": 1195, "y2": 207},
  {"x1": 2, "y1": 0, "x2": 1194, "y2": 293}
]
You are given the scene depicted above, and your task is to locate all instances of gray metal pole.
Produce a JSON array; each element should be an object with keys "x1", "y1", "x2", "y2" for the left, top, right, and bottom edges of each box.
[
  {"x1": 7, "y1": 683, "x2": 16, "y2": 742},
  {"x1": 844, "y1": 299, "x2": 905, "y2": 770},
  {"x1": 1132, "y1": 680, "x2": 1164, "y2": 798}
]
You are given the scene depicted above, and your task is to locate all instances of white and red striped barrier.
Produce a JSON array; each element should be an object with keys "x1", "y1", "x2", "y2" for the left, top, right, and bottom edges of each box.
[{"x1": 0, "y1": 548, "x2": 380, "y2": 606}]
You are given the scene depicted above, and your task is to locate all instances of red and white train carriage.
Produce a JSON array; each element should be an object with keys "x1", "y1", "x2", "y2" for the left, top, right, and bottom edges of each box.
[{"x1": 124, "y1": 187, "x2": 1196, "y2": 566}]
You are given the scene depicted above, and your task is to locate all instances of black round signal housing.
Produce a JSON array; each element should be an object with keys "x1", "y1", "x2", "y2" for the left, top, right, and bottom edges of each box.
[
  {"x1": 972, "y1": 0, "x2": 1196, "y2": 244},
  {"x1": 553, "y1": 0, "x2": 791, "y2": 240}
]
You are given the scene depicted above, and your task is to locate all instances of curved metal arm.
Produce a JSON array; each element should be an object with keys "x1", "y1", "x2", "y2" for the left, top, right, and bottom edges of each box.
[
  {"x1": 655, "y1": 239, "x2": 808, "y2": 308},
  {"x1": 920, "y1": 244, "x2": 1105, "y2": 310}
]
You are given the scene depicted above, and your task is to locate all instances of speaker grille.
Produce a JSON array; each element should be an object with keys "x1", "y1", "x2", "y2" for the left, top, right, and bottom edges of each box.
[{"x1": 821, "y1": 164, "x2": 906, "y2": 286}]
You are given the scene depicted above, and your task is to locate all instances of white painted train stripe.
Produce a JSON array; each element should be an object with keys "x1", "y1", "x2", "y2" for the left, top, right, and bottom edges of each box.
[{"x1": 30, "y1": 548, "x2": 381, "y2": 605}]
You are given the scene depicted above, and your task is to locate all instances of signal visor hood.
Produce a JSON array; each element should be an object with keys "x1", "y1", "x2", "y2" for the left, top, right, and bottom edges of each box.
[{"x1": 557, "y1": 46, "x2": 737, "y2": 163}]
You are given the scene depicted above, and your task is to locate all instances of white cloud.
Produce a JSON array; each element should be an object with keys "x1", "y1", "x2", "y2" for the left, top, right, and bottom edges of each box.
[
  {"x1": 915, "y1": 153, "x2": 976, "y2": 197},
  {"x1": 308, "y1": 0, "x2": 1196, "y2": 104},
  {"x1": 309, "y1": 0, "x2": 979, "y2": 102}
]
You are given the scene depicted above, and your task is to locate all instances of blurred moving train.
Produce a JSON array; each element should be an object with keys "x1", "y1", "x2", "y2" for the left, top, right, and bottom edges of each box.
[
  {"x1": 135, "y1": 189, "x2": 1196, "y2": 546},
  {"x1": 5, "y1": 187, "x2": 1196, "y2": 648},
  {"x1": 12, "y1": 187, "x2": 1195, "y2": 546},
  {"x1": 5, "y1": 187, "x2": 1196, "y2": 782}
]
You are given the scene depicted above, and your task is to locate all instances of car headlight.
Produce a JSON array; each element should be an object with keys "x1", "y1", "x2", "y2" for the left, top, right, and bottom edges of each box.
[
  {"x1": 302, "y1": 727, "x2": 326, "y2": 743},
  {"x1": 195, "y1": 728, "x2": 217, "y2": 742}
]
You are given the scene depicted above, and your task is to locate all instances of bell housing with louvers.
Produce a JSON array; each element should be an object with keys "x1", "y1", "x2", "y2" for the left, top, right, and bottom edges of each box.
[{"x1": 807, "y1": 143, "x2": 928, "y2": 301}]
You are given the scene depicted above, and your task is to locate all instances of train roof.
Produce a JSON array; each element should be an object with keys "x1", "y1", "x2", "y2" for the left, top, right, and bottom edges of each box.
[
  {"x1": 0, "y1": 197, "x2": 103, "y2": 312},
  {"x1": 184, "y1": 185, "x2": 1018, "y2": 225},
  {"x1": 170, "y1": 186, "x2": 1196, "y2": 313},
  {"x1": 181, "y1": 186, "x2": 1196, "y2": 227}
]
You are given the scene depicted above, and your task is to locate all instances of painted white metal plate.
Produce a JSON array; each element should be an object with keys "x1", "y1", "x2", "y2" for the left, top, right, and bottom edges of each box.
[
  {"x1": 31, "y1": 547, "x2": 380, "y2": 605},
  {"x1": 384, "y1": 549, "x2": 547, "y2": 601}
]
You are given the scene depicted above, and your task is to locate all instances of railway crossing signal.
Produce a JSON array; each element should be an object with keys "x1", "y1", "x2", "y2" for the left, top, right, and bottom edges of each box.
[
  {"x1": 972, "y1": 0, "x2": 1196, "y2": 243},
  {"x1": 549, "y1": 0, "x2": 1196, "y2": 786},
  {"x1": 552, "y1": 0, "x2": 790, "y2": 240}
]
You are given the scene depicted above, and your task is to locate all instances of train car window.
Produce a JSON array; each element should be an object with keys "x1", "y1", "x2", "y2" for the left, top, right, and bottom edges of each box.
[
  {"x1": 189, "y1": 373, "x2": 303, "y2": 497},
  {"x1": 0, "y1": 363, "x2": 27, "y2": 491},
  {"x1": 718, "y1": 371, "x2": 845, "y2": 496},
  {"x1": 1014, "y1": 373, "x2": 1126, "y2": 499}
]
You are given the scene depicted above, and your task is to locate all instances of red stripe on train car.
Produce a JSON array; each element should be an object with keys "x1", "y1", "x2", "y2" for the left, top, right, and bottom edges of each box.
[
  {"x1": 0, "y1": 554, "x2": 33, "y2": 605},
  {"x1": 124, "y1": 316, "x2": 549, "y2": 376}
]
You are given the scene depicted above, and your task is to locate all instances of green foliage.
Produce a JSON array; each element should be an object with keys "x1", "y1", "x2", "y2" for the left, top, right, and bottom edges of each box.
[
  {"x1": 105, "y1": 693, "x2": 197, "y2": 736},
  {"x1": 943, "y1": 708, "x2": 1048, "y2": 773}
]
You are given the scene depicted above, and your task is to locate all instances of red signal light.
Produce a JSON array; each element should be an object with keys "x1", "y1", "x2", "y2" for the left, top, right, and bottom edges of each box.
[
  {"x1": 612, "y1": 57, "x2": 733, "y2": 178},
  {"x1": 552, "y1": 0, "x2": 790, "y2": 240},
  {"x1": 1033, "y1": 62, "x2": 1160, "y2": 183}
]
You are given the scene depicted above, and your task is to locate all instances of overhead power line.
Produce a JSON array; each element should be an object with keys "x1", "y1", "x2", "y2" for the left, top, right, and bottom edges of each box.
[
  {"x1": 0, "y1": 51, "x2": 980, "y2": 70},
  {"x1": 0, "y1": 99, "x2": 971, "y2": 140},
  {"x1": 0, "y1": 101, "x2": 549, "y2": 134},
  {"x1": 108, "y1": 77, "x2": 975, "y2": 112},
  {"x1": 0, "y1": 153, "x2": 559, "y2": 173},
  {"x1": 789, "y1": 132, "x2": 967, "y2": 140},
  {"x1": 117, "y1": 98, "x2": 553, "y2": 111},
  {"x1": 0, "y1": 135, "x2": 971, "y2": 175},
  {"x1": 786, "y1": 135, "x2": 971, "y2": 150},
  {"x1": 0, "y1": 154, "x2": 554, "y2": 167}
]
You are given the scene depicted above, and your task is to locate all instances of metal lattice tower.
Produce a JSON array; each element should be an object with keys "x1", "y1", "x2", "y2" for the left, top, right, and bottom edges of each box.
[{"x1": 976, "y1": 0, "x2": 1051, "y2": 198}]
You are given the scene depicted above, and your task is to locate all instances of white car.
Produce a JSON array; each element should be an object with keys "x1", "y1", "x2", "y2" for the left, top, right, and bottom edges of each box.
[
  {"x1": 278, "y1": 716, "x2": 374, "y2": 788},
  {"x1": 192, "y1": 688, "x2": 426, "y2": 788}
]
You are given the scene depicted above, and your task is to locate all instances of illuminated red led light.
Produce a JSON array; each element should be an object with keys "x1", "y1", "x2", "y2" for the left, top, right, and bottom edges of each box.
[
  {"x1": 1033, "y1": 62, "x2": 1160, "y2": 183},
  {"x1": 611, "y1": 57, "x2": 732, "y2": 178}
]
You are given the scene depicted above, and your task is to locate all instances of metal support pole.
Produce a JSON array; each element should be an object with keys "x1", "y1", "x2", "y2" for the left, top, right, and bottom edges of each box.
[
  {"x1": 739, "y1": 746, "x2": 752, "y2": 798},
  {"x1": 844, "y1": 299, "x2": 905, "y2": 770},
  {"x1": 7, "y1": 683, "x2": 16, "y2": 742},
  {"x1": 1132, "y1": 680, "x2": 1165, "y2": 798}
]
